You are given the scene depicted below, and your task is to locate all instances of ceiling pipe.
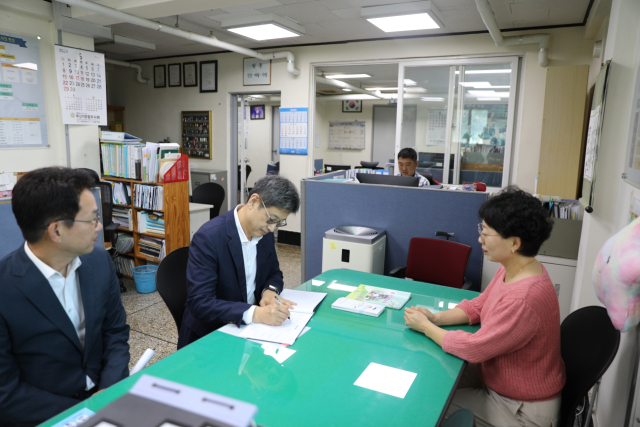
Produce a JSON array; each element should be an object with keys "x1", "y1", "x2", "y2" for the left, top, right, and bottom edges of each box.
[
  {"x1": 316, "y1": 76, "x2": 384, "y2": 99},
  {"x1": 54, "y1": 0, "x2": 301, "y2": 76},
  {"x1": 105, "y1": 58, "x2": 149, "y2": 84},
  {"x1": 475, "y1": 0, "x2": 550, "y2": 67}
]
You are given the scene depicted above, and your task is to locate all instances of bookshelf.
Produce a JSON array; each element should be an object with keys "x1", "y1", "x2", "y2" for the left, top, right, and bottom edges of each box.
[{"x1": 102, "y1": 176, "x2": 189, "y2": 278}]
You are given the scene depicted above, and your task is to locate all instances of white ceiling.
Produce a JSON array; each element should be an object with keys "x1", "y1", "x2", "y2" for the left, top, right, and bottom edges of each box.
[{"x1": 88, "y1": 0, "x2": 592, "y2": 61}]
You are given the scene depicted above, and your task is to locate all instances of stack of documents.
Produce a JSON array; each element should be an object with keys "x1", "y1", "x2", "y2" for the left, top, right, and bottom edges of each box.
[
  {"x1": 112, "y1": 207, "x2": 132, "y2": 230},
  {"x1": 139, "y1": 236, "x2": 165, "y2": 260},
  {"x1": 0, "y1": 172, "x2": 17, "y2": 198},
  {"x1": 114, "y1": 255, "x2": 135, "y2": 277},
  {"x1": 114, "y1": 233, "x2": 134, "y2": 254},
  {"x1": 346, "y1": 284, "x2": 411, "y2": 309},
  {"x1": 331, "y1": 298, "x2": 385, "y2": 317},
  {"x1": 104, "y1": 181, "x2": 132, "y2": 205},
  {"x1": 138, "y1": 211, "x2": 164, "y2": 235},
  {"x1": 134, "y1": 184, "x2": 163, "y2": 210}
]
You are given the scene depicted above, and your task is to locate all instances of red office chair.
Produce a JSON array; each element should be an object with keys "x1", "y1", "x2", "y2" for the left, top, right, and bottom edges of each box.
[{"x1": 390, "y1": 237, "x2": 473, "y2": 289}]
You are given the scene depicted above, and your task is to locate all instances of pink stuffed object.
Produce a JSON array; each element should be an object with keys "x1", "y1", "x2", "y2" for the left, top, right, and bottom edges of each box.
[{"x1": 593, "y1": 217, "x2": 640, "y2": 332}]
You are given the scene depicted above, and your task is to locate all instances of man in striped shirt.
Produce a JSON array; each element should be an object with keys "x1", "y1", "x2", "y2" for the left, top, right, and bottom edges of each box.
[{"x1": 395, "y1": 147, "x2": 430, "y2": 186}]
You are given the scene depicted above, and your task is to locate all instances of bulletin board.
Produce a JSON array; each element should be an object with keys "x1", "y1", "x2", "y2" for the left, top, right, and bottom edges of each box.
[
  {"x1": 0, "y1": 32, "x2": 49, "y2": 148},
  {"x1": 328, "y1": 121, "x2": 365, "y2": 150},
  {"x1": 625, "y1": 58, "x2": 640, "y2": 189}
]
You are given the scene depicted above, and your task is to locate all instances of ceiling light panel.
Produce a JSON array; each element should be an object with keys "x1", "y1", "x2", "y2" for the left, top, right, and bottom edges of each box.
[
  {"x1": 421, "y1": 97, "x2": 444, "y2": 101},
  {"x1": 221, "y1": 13, "x2": 305, "y2": 41},
  {"x1": 361, "y1": 1, "x2": 444, "y2": 33},
  {"x1": 404, "y1": 79, "x2": 417, "y2": 86},
  {"x1": 327, "y1": 74, "x2": 371, "y2": 79},
  {"x1": 477, "y1": 98, "x2": 501, "y2": 101}
]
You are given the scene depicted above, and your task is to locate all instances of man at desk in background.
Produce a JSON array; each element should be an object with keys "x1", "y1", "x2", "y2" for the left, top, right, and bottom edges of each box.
[
  {"x1": 178, "y1": 175, "x2": 300, "y2": 349},
  {"x1": 0, "y1": 167, "x2": 130, "y2": 426},
  {"x1": 396, "y1": 147, "x2": 430, "y2": 186}
]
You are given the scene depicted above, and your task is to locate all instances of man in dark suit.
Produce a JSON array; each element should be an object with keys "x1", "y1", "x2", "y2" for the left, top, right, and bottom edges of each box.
[
  {"x1": 0, "y1": 167, "x2": 130, "y2": 426},
  {"x1": 178, "y1": 175, "x2": 300, "y2": 349}
]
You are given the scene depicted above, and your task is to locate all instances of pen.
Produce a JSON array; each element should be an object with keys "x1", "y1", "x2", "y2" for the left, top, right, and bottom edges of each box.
[{"x1": 274, "y1": 295, "x2": 290, "y2": 320}]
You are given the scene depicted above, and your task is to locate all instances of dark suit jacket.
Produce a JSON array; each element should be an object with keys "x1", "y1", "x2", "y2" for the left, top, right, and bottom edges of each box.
[
  {"x1": 179, "y1": 209, "x2": 284, "y2": 346},
  {"x1": 0, "y1": 246, "x2": 130, "y2": 427}
]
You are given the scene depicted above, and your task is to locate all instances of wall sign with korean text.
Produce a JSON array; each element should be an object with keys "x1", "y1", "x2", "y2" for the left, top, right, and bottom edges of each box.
[
  {"x1": 0, "y1": 32, "x2": 48, "y2": 148},
  {"x1": 244, "y1": 58, "x2": 271, "y2": 86},
  {"x1": 55, "y1": 45, "x2": 106, "y2": 125}
]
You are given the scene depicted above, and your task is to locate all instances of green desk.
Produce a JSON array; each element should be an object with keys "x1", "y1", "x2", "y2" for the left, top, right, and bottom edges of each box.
[{"x1": 40, "y1": 269, "x2": 480, "y2": 427}]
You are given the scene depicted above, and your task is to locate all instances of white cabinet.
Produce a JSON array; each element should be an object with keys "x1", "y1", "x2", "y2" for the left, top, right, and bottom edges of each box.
[
  {"x1": 189, "y1": 203, "x2": 213, "y2": 241},
  {"x1": 481, "y1": 254, "x2": 577, "y2": 322}
]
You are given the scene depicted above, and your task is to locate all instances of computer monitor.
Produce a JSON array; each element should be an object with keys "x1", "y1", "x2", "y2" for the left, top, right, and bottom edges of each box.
[
  {"x1": 356, "y1": 173, "x2": 420, "y2": 187},
  {"x1": 325, "y1": 164, "x2": 351, "y2": 172}
]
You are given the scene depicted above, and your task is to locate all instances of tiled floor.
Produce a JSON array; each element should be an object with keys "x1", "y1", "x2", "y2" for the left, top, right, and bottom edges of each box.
[{"x1": 123, "y1": 243, "x2": 302, "y2": 371}]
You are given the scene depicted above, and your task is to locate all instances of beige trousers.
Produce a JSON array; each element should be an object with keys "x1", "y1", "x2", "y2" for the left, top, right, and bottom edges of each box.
[{"x1": 445, "y1": 364, "x2": 561, "y2": 427}]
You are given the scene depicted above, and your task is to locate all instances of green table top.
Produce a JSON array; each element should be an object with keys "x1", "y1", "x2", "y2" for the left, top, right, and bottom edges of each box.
[{"x1": 40, "y1": 269, "x2": 480, "y2": 427}]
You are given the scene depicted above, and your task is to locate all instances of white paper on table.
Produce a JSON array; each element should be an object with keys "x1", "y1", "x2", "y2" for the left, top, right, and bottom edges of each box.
[
  {"x1": 354, "y1": 362, "x2": 417, "y2": 399},
  {"x1": 327, "y1": 283, "x2": 357, "y2": 292},
  {"x1": 261, "y1": 344, "x2": 296, "y2": 363},
  {"x1": 311, "y1": 280, "x2": 325, "y2": 287},
  {"x1": 280, "y1": 289, "x2": 326, "y2": 314},
  {"x1": 239, "y1": 312, "x2": 312, "y2": 345},
  {"x1": 219, "y1": 323, "x2": 311, "y2": 348}
]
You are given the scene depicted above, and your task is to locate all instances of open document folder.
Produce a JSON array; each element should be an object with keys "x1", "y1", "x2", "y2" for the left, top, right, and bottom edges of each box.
[{"x1": 239, "y1": 312, "x2": 312, "y2": 345}]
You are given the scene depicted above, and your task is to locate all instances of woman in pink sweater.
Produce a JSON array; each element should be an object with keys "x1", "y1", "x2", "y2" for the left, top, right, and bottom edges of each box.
[{"x1": 404, "y1": 187, "x2": 565, "y2": 427}]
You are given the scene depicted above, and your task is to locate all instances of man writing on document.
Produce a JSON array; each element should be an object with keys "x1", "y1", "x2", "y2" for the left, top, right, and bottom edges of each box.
[{"x1": 178, "y1": 175, "x2": 300, "y2": 349}]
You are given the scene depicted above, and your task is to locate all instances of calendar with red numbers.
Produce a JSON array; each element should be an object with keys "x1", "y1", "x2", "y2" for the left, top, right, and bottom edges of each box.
[{"x1": 54, "y1": 45, "x2": 106, "y2": 125}]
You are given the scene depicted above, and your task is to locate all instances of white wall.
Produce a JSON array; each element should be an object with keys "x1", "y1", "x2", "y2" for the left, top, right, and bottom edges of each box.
[
  {"x1": 0, "y1": 7, "x2": 100, "y2": 175},
  {"x1": 567, "y1": 1, "x2": 640, "y2": 425},
  {"x1": 110, "y1": 26, "x2": 594, "y2": 233}
]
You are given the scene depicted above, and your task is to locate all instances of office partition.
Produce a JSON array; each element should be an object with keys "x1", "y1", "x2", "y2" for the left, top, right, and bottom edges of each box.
[{"x1": 301, "y1": 179, "x2": 488, "y2": 291}]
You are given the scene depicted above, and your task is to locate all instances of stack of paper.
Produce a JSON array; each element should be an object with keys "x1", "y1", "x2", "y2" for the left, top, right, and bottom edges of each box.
[
  {"x1": 239, "y1": 312, "x2": 313, "y2": 345},
  {"x1": 346, "y1": 284, "x2": 411, "y2": 309},
  {"x1": 112, "y1": 207, "x2": 132, "y2": 230},
  {"x1": 280, "y1": 289, "x2": 327, "y2": 314},
  {"x1": 331, "y1": 298, "x2": 385, "y2": 317},
  {"x1": 0, "y1": 173, "x2": 17, "y2": 198}
]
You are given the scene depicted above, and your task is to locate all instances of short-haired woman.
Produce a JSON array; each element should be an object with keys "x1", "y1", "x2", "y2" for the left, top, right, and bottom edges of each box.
[{"x1": 404, "y1": 187, "x2": 565, "y2": 427}]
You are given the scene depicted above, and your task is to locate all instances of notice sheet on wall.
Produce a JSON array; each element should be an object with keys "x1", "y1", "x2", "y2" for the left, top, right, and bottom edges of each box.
[
  {"x1": 426, "y1": 110, "x2": 447, "y2": 146},
  {"x1": 279, "y1": 107, "x2": 308, "y2": 155},
  {"x1": 54, "y1": 45, "x2": 106, "y2": 125},
  {"x1": 328, "y1": 121, "x2": 365, "y2": 150},
  {"x1": 0, "y1": 32, "x2": 48, "y2": 148}
]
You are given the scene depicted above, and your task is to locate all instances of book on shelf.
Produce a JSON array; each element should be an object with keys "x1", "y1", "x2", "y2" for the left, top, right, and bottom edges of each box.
[
  {"x1": 139, "y1": 236, "x2": 165, "y2": 260},
  {"x1": 137, "y1": 211, "x2": 165, "y2": 235},
  {"x1": 103, "y1": 181, "x2": 132, "y2": 206},
  {"x1": 112, "y1": 207, "x2": 133, "y2": 231},
  {"x1": 100, "y1": 131, "x2": 142, "y2": 143},
  {"x1": 114, "y1": 255, "x2": 135, "y2": 277},
  {"x1": 345, "y1": 284, "x2": 411, "y2": 309},
  {"x1": 331, "y1": 297, "x2": 385, "y2": 317},
  {"x1": 100, "y1": 143, "x2": 143, "y2": 180},
  {"x1": 114, "y1": 233, "x2": 134, "y2": 254},
  {"x1": 133, "y1": 184, "x2": 164, "y2": 211}
]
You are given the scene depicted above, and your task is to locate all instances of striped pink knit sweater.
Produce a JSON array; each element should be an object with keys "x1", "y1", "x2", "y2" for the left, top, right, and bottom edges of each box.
[{"x1": 442, "y1": 265, "x2": 566, "y2": 402}]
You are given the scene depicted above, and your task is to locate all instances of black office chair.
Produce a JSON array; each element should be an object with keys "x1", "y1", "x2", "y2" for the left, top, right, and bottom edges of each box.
[
  {"x1": 237, "y1": 164, "x2": 252, "y2": 191},
  {"x1": 192, "y1": 182, "x2": 225, "y2": 220},
  {"x1": 156, "y1": 246, "x2": 190, "y2": 332},
  {"x1": 443, "y1": 409, "x2": 475, "y2": 427},
  {"x1": 560, "y1": 306, "x2": 620, "y2": 427}
]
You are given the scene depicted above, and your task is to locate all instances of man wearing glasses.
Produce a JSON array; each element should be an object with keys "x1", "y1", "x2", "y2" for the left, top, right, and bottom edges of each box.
[
  {"x1": 178, "y1": 175, "x2": 300, "y2": 348},
  {"x1": 0, "y1": 167, "x2": 130, "y2": 426}
]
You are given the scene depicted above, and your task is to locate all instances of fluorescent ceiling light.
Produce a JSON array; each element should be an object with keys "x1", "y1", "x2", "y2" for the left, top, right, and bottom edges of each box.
[
  {"x1": 342, "y1": 89, "x2": 352, "y2": 92},
  {"x1": 421, "y1": 97, "x2": 444, "y2": 101},
  {"x1": 15, "y1": 63, "x2": 38, "y2": 70},
  {"x1": 465, "y1": 69, "x2": 511, "y2": 74},
  {"x1": 327, "y1": 74, "x2": 371, "y2": 79},
  {"x1": 477, "y1": 98, "x2": 501, "y2": 101},
  {"x1": 468, "y1": 90, "x2": 509, "y2": 98},
  {"x1": 222, "y1": 14, "x2": 304, "y2": 41},
  {"x1": 405, "y1": 87, "x2": 427, "y2": 93},
  {"x1": 361, "y1": 1, "x2": 443, "y2": 33},
  {"x1": 365, "y1": 87, "x2": 397, "y2": 91},
  {"x1": 404, "y1": 79, "x2": 416, "y2": 86},
  {"x1": 460, "y1": 82, "x2": 510, "y2": 89}
]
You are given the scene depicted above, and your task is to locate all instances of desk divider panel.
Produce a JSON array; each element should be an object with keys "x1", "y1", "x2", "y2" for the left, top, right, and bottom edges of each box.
[
  {"x1": 301, "y1": 180, "x2": 489, "y2": 291},
  {"x1": 0, "y1": 200, "x2": 23, "y2": 260}
]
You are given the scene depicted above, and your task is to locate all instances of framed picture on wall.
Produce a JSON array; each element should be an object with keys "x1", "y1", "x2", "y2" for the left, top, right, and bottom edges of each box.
[
  {"x1": 183, "y1": 62, "x2": 197, "y2": 87},
  {"x1": 250, "y1": 105, "x2": 265, "y2": 120},
  {"x1": 342, "y1": 100, "x2": 362, "y2": 112},
  {"x1": 168, "y1": 63, "x2": 181, "y2": 87},
  {"x1": 154, "y1": 65, "x2": 166, "y2": 88},
  {"x1": 243, "y1": 58, "x2": 271, "y2": 86},
  {"x1": 200, "y1": 60, "x2": 218, "y2": 93}
]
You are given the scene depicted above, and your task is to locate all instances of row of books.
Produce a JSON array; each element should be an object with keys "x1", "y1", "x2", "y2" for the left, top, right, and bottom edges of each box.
[
  {"x1": 114, "y1": 255, "x2": 135, "y2": 277},
  {"x1": 104, "y1": 181, "x2": 132, "y2": 206},
  {"x1": 112, "y1": 208, "x2": 133, "y2": 231},
  {"x1": 137, "y1": 211, "x2": 165, "y2": 235},
  {"x1": 139, "y1": 236, "x2": 166, "y2": 260},
  {"x1": 134, "y1": 184, "x2": 164, "y2": 211},
  {"x1": 545, "y1": 201, "x2": 582, "y2": 220},
  {"x1": 114, "y1": 233, "x2": 134, "y2": 254},
  {"x1": 101, "y1": 143, "x2": 142, "y2": 180}
]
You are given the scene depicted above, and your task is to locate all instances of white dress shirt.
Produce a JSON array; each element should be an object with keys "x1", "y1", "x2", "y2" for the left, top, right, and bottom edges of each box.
[
  {"x1": 24, "y1": 242, "x2": 96, "y2": 390},
  {"x1": 233, "y1": 206, "x2": 262, "y2": 325}
]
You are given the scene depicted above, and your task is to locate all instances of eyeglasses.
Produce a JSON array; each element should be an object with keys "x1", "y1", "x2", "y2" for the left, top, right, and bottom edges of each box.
[
  {"x1": 478, "y1": 223, "x2": 499, "y2": 240},
  {"x1": 45, "y1": 215, "x2": 101, "y2": 230},
  {"x1": 259, "y1": 197, "x2": 287, "y2": 228}
]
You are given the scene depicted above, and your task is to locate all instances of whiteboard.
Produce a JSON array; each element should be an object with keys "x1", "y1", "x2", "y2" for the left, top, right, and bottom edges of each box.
[{"x1": 328, "y1": 121, "x2": 365, "y2": 150}]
